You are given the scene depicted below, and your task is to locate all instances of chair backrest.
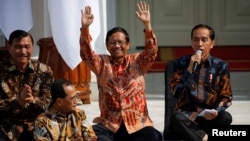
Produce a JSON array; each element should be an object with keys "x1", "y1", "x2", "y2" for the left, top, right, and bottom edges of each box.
[{"x1": 163, "y1": 60, "x2": 179, "y2": 140}]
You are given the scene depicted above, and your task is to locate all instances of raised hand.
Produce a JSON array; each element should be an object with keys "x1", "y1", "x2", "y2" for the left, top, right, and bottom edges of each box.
[
  {"x1": 81, "y1": 6, "x2": 94, "y2": 28},
  {"x1": 136, "y1": 1, "x2": 151, "y2": 24},
  {"x1": 135, "y1": 1, "x2": 152, "y2": 31}
]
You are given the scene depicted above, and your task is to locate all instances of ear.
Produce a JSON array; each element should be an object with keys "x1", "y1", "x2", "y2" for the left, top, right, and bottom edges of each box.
[
  {"x1": 210, "y1": 40, "x2": 215, "y2": 49},
  {"x1": 126, "y1": 42, "x2": 130, "y2": 50},
  {"x1": 55, "y1": 98, "x2": 63, "y2": 106}
]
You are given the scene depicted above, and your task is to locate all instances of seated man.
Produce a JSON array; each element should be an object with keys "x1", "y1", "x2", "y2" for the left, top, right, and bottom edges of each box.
[
  {"x1": 168, "y1": 24, "x2": 233, "y2": 141},
  {"x1": 33, "y1": 79, "x2": 97, "y2": 141},
  {"x1": 80, "y1": 2, "x2": 162, "y2": 141},
  {"x1": 0, "y1": 30, "x2": 54, "y2": 141}
]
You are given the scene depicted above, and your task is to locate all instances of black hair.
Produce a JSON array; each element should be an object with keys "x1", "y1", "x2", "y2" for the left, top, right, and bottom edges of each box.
[
  {"x1": 105, "y1": 27, "x2": 130, "y2": 44},
  {"x1": 191, "y1": 24, "x2": 215, "y2": 40},
  {"x1": 8, "y1": 29, "x2": 34, "y2": 45},
  {"x1": 50, "y1": 78, "x2": 72, "y2": 104}
]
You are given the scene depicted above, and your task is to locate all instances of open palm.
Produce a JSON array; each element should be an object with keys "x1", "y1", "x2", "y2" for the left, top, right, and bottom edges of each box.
[
  {"x1": 81, "y1": 6, "x2": 94, "y2": 28},
  {"x1": 136, "y1": 1, "x2": 151, "y2": 23}
]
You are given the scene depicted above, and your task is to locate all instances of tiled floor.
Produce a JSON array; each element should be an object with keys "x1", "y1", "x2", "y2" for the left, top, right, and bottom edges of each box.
[
  {"x1": 80, "y1": 71, "x2": 250, "y2": 135},
  {"x1": 79, "y1": 100, "x2": 250, "y2": 135}
]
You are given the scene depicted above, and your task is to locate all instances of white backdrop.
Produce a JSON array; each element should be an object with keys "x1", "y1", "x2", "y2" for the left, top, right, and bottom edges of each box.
[
  {"x1": 0, "y1": 0, "x2": 33, "y2": 40},
  {"x1": 48, "y1": 0, "x2": 108, "y2": 69}
]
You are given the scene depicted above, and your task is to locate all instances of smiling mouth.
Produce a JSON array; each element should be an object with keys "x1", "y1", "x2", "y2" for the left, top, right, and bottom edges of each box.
[
  {"x1": 18, "y1": 55, "x2": 28, "y2": 58},
  {"x1": 114, "y1": 49, "x2": 122, "y2": 52}
]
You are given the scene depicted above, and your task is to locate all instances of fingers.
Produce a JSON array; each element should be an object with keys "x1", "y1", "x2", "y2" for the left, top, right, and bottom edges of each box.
[
  {"x1": 137, "y1": 1, "x2": 149, "y2": 12},
  {"x1": 20, "y1": 84, "x2": 32, "y2": 103},
  {"x1": 81, "y1": 5, "x2": 94, "y2": 28},
  {"x1": 21, "y1": 84, "x2": 30, "y2": 95},
  {"x1": 137, "y1": 2, "x2": 142, "y2": 11},
  {"x1": 85, "y1": 5, "x2": 91, "y2": 14},
  {"x1": 24, "y1": 84, "x2": 32, "y2": 95},
  {"x1": 81, "y1": 6, "x2": 91, "y2": 15},
  {"x1": 191, "y1": 53, "x2": 201, "y2": 64},
  {"x1": 25, "y1": 97, "x2": 33, "y2": 102},
  {"x1": 24, "y1": 84, "x2": 31, "y2": 90}
]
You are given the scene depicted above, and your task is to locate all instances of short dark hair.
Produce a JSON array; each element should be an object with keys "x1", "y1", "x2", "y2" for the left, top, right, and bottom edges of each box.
[
  {"x1": 191, "y1": 24, "x2": 215, "y2": 40},
  {"x1": 50, "y1": 78, "x2": 72, "y2": 104},
  {"x1": 8, "y1": 30, "x2": 34, "y2": 45},
  {"x1": 105, "y1": 27, "x2": 130, "y2": 44}
]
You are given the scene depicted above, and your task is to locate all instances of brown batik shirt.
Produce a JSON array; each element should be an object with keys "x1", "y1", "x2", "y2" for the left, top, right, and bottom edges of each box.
[
  {"x1": 0, "y1": 59, "x2": 54, "y2": 140},
  {"x1": 33, "y1": 107, "x2": 96, "y2": 141}
]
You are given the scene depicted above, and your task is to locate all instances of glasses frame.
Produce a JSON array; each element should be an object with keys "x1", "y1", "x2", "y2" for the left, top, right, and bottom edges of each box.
[{"x1": 108, "y1": 40, "x2": 127, "y2": 46}]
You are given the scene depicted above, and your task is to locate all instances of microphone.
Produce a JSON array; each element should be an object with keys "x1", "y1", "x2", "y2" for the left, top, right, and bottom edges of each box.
[{"x1": 192, "y1": 49, "x2": 202, "y2": 72}]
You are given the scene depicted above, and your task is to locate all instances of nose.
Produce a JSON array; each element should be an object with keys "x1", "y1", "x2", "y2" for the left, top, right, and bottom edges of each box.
[
  {"x1": 198, "y1": 40, "x2": 203, "y2": 46},
  {"x1": 19, "y1": 47, "x2": 26, "y2": 52},
  {"x1": 73, "y1": 100, "x2": 77, "y2": 104}
]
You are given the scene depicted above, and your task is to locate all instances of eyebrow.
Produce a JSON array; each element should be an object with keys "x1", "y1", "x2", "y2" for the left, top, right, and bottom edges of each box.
[{"x1": 68, "y1": 93, "x2": 78, "y2": 100}]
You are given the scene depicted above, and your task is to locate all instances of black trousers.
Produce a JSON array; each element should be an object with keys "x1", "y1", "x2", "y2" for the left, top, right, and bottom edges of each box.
[
  {"x1": 169, "y1": 110, "x2": 232, "y2": 141},
  {"x1": 93, "y1": 122, "x2": 163, "y2": 141}
]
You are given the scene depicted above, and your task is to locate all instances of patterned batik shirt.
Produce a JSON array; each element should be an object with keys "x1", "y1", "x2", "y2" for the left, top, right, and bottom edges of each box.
[
  {"x1": 0, "y1": 59, "x2": 54, "y2": 140},
  {"x1": 79, "y1": 28, "x2": 158, "y2": 134},
  {"x1": 33, "y1": 107, "x2": 96, "y2": 141},
  {"x1": 170, "y1": 55, "x2": 233, "y2": 121}
]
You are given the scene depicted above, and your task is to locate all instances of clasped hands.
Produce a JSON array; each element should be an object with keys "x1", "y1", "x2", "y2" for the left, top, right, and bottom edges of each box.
[{"x1": 18, "y1": 84, "x2": 34, "y2": 106}]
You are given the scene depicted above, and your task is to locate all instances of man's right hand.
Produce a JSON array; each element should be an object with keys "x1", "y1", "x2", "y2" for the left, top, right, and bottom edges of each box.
[{"x1": 81, "y1": 5, "x2": 94, "y2": 28}]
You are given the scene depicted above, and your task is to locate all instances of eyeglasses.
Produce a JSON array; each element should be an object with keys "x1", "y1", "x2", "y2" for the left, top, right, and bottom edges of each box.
[{"x1": 108, "y1": 40, "x2": 127, "y2": 46}]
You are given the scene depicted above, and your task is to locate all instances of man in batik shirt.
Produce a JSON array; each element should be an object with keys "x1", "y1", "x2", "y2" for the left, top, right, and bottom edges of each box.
[
  {"x1": 168, "y1": 24, "x2": 233, "y2": 141},
  {"x1": 0, "y1": 30, "x2": 54, "y2": 141},
  {"x1": 79, "y1": 1, "x2": 162, "y2": 141},
  {"x1": 33, "y1": 79, "x2": 96, "y2": 141}
]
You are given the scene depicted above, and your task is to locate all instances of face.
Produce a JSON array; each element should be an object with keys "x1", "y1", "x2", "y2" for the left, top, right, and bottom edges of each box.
[
  {"x1": 59, "y1": 85, "x2": 78, "y2": 114},
  {"x1": 8, "y1": 36, "x2": 33, "y2": 70},
  {"x1": 106, "y1": 32, "x2": 130, "y2": 62},
  {"x1": 191, "y1": 27, "x2": 214, "y2": 61}
]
